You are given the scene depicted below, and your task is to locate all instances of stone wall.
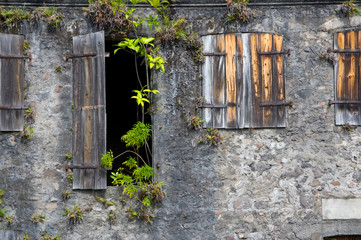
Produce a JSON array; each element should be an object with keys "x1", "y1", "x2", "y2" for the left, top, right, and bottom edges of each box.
[{"x1": 0, "y1": 2, "x2": 361, "y2": 240}]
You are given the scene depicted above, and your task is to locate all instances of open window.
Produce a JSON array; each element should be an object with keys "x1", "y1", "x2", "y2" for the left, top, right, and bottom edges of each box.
[
  {"x1": 71, "y1": 31, "x2": 152, "y2": 189},
  {"x1": 201, "y1": 33, "x2": 290, "y2": 129}
]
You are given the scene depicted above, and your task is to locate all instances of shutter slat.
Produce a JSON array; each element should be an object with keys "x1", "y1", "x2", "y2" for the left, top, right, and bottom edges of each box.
[
  {"x1": 225, "y1": 34, "x2": 237, "y2": 128},
  {"x1": 335, "y1": 32, "x2": 346, "y2": 125},
  {"x1": 358, "y1": 31, "x2": 361, "y2": 125},
  {"x1": 202, "y1": 35, "x2": 214, "y2": 128},
  {"x1": 250, "y1": 34, "x2": 263, "y2": 128},
  {"x1": 0, "y1": 34, "x2": 24, "y2": 131},
  {"x1": 72, "y1": 31, "x2": 106, "y2": 190},
  {"x1": 213, "y1": 34, "x2": 226, "y2": 128},
  {"x1": 260, "y1": 33, "x2": 273, "y2": 127},
  {"x1": 237, "y1": 34, "x2": 245, "y2": 128},
  {"x1": 272, "y1": 34, "x2": 286, "y2": 127}
]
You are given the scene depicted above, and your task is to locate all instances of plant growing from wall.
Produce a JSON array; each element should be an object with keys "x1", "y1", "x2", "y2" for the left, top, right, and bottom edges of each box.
[
  {"x1": 226, "y1": 0, "x2": 255, "y2": 23},
  {"x1": 95, "y1": 196, "x2": 115, "y2": 208},
  {"x1": 342, "y1": 0, "x2": 361, "y2": 16},
  {"x1": 30, "y1": 214, "x2": 45, "y2": 224},
  {"x1": 62, "y1": 190, "x2": 71, "y2": 201},
  {"x1": 106, "y1": 210, "x2": 117, "y2": 222},
  {"x1": 198, "y1": 128, "x2": 224, "y2": 146},
  {"x1": 40, "y1": 231, "x2": 61, "y2": 240},
  {"x1": 187, "y1": 115, "x2": 204, "y2": 130},
  {"x1": 32, "y1": 7, "x2": 64, "y2": 28},
  {"x1": 0, "y1": 7, "x2": 31, "y2": 28},
  {"x1": 20, "y1": 125, "x2": 34, "y2": 140},
  {"x1": 63, "y1": 205, "x2": 84, "y2": 225},
  {"x1": 21, "y1": 233, "x2": 30, "y2": 240}
]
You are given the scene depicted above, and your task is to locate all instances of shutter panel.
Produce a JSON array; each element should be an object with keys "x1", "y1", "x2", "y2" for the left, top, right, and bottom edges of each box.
[
  {"x1": 202, "y1": 34, "x2": 226, "y2": 128},
  {"x1": 0, "y1": 33, "x2": 24, "y2": 131},
  {"x1": 251, "y1": 33, "x2": 286, "y2": 128},
  {"x1": 202, "y1": 33, "x2": 287, "y2": 129},
  {"x1": 334, "y1": 31, "x2": 360, "y2": 125},
  {"x1": 72, "y1": 31, "x2": 106, "y2": 190}
]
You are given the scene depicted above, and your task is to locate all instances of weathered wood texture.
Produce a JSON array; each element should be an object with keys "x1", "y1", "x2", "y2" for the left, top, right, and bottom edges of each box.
[
  {"x1": 72, "y1": 31, "x2": 106, "y2": 190},
  {"x1": 0, "y1": 33, "x2": 24, "y2": 131},
  {"x1": 334, "y1": 30, "x2": 361, "y2": 125},
  {"x1": 202, "y1": 33, "x2": 286, "y2": 128}
]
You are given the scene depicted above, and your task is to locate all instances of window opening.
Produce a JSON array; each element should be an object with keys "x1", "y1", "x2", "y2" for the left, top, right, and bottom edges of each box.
[{"x1": 105, "y1": 40, "x2": 151, "y2": 186}]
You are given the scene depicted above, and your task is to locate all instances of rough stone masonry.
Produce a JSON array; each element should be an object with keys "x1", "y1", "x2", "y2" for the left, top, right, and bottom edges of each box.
[{"x1": 1, "y1": 0, "x2": 361, "y2": 239}]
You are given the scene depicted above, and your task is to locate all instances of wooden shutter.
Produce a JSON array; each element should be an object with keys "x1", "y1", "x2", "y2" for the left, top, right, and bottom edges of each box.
[
  {"x1": 334, "y1": 31, "x2": 361, "y2": 125},
  {"x1": 72, "y1": 31, "x2": 106, "y2": 190},
  {"x1": 0, "y1": 33, "x2": 24, "y2": 131},
  {"x1": 202, "y1": 33, "x2": 287, "y2": 129}
]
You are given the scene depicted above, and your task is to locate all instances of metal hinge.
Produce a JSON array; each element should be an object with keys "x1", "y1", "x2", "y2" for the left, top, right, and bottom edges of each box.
[
  {"x1": 65, "y1": 165, "x2": 97, "y2": 170},
  {"x1": 0, "y1": 106, "x2": 28, "y2": 110},
  {"x1": 203, "y1": 52, "x2": 227, "y2": 56},
  {"x1": 327, "y1": 48, "x2": 361, "y2": 54},
  {"x1": 0, "y1": 54, "x2": 32, "y2": 60},
  {"x1": 66, "y1": 53, "x2": 97, "y2": 61},
  {"x1": 328, "y1": 100, "x2": 361, "y2": 105},
  {"x1": 259, "y1": 101, "x2": 293, "y2": 107},
  {"x1": 258, "y1": 49, "x2": 291, "y2": 56}
]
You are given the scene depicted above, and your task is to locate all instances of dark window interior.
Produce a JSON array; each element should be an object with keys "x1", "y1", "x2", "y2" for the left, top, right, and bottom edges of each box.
[{"x1": 105, "y1": 40, "x2": 151, "y2": 186}]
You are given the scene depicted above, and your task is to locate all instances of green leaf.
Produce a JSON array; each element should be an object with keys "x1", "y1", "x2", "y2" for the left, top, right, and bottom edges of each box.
[
  {"x1": 142, "y1": 196, "x2": 151, "y2": 207},
  {"x1": 121, "y1": 121, "x2": 152, "y2": 149}
]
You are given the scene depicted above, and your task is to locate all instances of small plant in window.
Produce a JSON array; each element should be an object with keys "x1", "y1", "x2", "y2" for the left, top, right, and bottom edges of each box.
[
  {"x1": 187, "y1": 115, "x2": 204, "y2": 130},
  {"x1": 40, "y1": 231, "x2": 61, "y2": 240},
  {"x1": 62, "y1": 190, "x2": 71, "y2": 201},
  {"x1": 198, "y1": 128, "x2": 224, "y2": 146},
  {"x1": 63, "y1": 205, "x2": 84, "y2": 225},
  {"x1": 226, "y1": 0, "x2": 255, "y2": 23},
  {"x1": 21, "y1": 126, "x2": 34, "y2": 140},
  {"x1": 342, "y1": 0, "x2": 360, "y2": 16},
  {"x1": 121, "y1": 122, "x2": 152, "y2": 149},
  {"x1": 30, "y1": 214, "x2": 45, "y2": 224},
  {"x1": 95, "y1": 196, "x2": 115, "y2": 208},
  {"x1": 100, "y1": 150, "x2": 113, "y2": 170},
  {"x1": 106, "y1": 210, "x2": 117, "y2": 223},
  {"x1": 54, "y1": 65, "x2": 62, "y2": 73}
]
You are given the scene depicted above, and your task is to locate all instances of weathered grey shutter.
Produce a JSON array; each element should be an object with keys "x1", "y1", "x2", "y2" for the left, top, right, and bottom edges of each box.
[
  {"x1": 0, "y1": 33, "x2": 24, "y2": 131},
  {"x1": 333, "y1": 31, "x2": 360, "y2": 126},
  {"x1": 72, "y1": 31, "x2": 106, "y2": 190},
  {"x1": 202, "y1": 33, "x2": 287, "y2": 129}
]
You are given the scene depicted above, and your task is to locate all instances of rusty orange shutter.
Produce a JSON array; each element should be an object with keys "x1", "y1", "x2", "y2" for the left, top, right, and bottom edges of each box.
[
  {"x1": 72, "y1": 31, "x2": 106, "y2": 190},
  {"x1": 0, "y1": 33, "x2": 25, "y2": 131},
  {"x1": 333, "y1": 31, "x2": 360, "y2": 126}
]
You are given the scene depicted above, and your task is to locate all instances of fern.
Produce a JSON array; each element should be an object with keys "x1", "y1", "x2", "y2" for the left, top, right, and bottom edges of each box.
[{"x1": 121, "y1": 121, "x2": 152, "y2": 149}]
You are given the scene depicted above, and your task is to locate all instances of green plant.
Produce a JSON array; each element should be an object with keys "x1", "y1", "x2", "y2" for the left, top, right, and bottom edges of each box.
[
  {"x1": 95, "y1": 196, "x2": 115, "y2": 208},
  {"x1": 66, "y1": 172, "x2": 73, "y2": 185},
  {"x1": 85, "y1": 0, "x2": 132, "y2": 37},
  {"x1": 23, "y1": 40, "x2": 31, "y2": 55},
  {"x1": 320, "y1": 51, "x2": 336, "y2": 64},
  {"x1": 342, "y1": 0, "x2": 361, "y2": 16},
  {"x1": 40, "y1": 231, "x2": 61, "y2": 240},
  {"x1": 342, "y1": 122, "x2": 357, "y2": 131},
  {"x1": 110, "y1": 157, "x2": 165, "y2": 224},
  {"x1": 121, "y1": 122, "x2": 152, "y2": 149},
  {"x1": 63, "y1": 205, "x2": 84, "y2": 225},
  {"x1": 199, "y1": 128, "x2": 224, "y2": 146},
  {"x1": 187, "y1": 115, "x2": 204, "y2": 130},
  {"x1": 32, "y1": 7, "x2": 64, "y2": 27},
  {"x1": 25, "y1": 107, "x2": 35, "y2": 120},
  {"x1": 30, "y1": 214, "x2": 45, "y2": 224},
  {"x1": 21, "y1": 233, "x2": 30, "y2": 240},
  {"x1": 0, "y1": 189, "x2": 4, "y2": 205},
  {"x1": 0, "y1": 7, "x2": 31, "y2": 27},
  {"x1": 55, "y1": 65, "x2": 62, "y2": 73},
  {"x1": 0, "y1": 208, "x2": 5, "y2": 218},
  {"x1": 226, "y1": 0, "x2": 254, "y2": 22},
  {"x1": 65, "y1": 152, "x2": 73, "y2": 161},
  {"x1": 106, "y1": 210, "x2": 117, "y2": 222},
  {"x1": 101, "y1": 150, "x2": 113, "y2": 170},
  {"x1": 21, "y1": 126, "x2": 34, "y2": 140},
  {"x1": 131, "y1": 85, "x2": 160, "y2": 107},
  {"x1": 62, "y1": 190, "x2": 71, "y2": 201},
  {"x1": 5, "y1": 214, "x2": 14, "y2": 226}
]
